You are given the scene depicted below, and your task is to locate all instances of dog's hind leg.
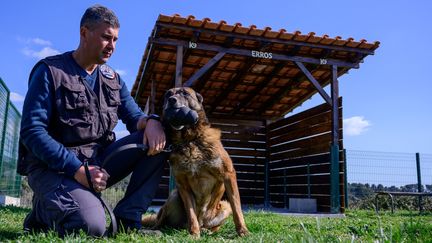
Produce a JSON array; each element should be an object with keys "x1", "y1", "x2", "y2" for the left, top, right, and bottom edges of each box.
[{"x1": 204, "y1": 200, "x2": 232, "y2": 231}]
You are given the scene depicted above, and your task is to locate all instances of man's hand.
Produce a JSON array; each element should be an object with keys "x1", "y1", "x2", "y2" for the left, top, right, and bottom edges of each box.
[
  {"x1": 74, "y1": 165, "x2": 110, "y2": 193},
  {"x1": 143, "y1": 119, "x2": 166, "y2": 156}
]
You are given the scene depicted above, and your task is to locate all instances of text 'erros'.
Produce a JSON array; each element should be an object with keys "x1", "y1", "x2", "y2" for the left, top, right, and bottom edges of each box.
[{"x1": 251, "y1": 50, "x2": 273, "y2": 59}]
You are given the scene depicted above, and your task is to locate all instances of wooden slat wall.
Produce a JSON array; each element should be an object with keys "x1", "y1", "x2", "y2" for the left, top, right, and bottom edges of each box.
[
  {"x1": 212, "y1": 118, "x2": 267, "y2": 205},
  {"x1": 267, "y1": 98, "x2": 344, "y2": 212}
]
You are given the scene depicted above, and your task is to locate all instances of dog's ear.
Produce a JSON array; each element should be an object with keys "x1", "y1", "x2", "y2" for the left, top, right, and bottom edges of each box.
[{"x1": 196, "y1": 92, "x2": 203, "y2": 103}]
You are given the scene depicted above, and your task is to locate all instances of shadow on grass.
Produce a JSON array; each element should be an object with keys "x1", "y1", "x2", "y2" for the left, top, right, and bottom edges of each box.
[{"x1": 0, "y1": 229, "x2": 23, "y2": 241}]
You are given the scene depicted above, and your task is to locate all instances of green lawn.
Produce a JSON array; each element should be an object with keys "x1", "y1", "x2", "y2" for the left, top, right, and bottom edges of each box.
[{"x1": 1, "y1": 206, "x2": 432, "y2": 242}]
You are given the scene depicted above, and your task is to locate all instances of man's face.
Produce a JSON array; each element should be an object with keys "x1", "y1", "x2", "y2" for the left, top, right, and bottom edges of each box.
[{"x1": 82, "y1": 23, "x2": 119, "y2": 64}]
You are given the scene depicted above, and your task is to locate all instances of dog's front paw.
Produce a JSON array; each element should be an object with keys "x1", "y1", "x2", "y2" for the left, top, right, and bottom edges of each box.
[
  {"x1": 237, "y1": 227, "x2": 249, "y2": 237},
  {"x1": 190, "y1": 226, "x2": 201, "y2": 239},
  {"x1": 190, "y1": 231, "x2": 200, "y2": 239}
]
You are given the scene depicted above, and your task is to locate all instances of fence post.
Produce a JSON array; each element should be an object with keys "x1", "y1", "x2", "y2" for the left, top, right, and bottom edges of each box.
[
  {"x1": 343, "y1": 149, "x2": 348, "y2": 209},
  {"x1": 330, "y1": 144, "x2": 340, "y2": 213},
  {"x1": 416, "y1": 152, "x2": 423, "y2": 212}
]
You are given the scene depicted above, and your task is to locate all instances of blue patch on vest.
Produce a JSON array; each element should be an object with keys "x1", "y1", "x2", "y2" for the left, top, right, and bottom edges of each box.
[{"x1": 100, "y1": 64, "x2": 115, "y2": 79}]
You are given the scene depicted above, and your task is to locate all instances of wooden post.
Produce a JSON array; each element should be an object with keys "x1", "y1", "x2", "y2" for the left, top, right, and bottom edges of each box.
[
  {"x1": 330, "y1": 65, "x2": 340, "y2": 213},
  {"x1": 175, "y1": 45, "x2": 183, "y2": 87}
]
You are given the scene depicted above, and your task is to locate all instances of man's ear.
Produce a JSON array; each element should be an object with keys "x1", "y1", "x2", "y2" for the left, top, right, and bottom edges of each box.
[{"x1": 196, "y1": 92, "x2": 203, "y2": 103}]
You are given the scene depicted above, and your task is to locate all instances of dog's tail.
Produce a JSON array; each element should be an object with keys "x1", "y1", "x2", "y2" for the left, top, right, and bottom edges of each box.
[{"x1": 141, "y1": 214, "x2": 158, "y2": 227}]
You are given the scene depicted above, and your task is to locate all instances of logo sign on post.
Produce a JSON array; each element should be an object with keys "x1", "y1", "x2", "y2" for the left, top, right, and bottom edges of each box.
[{"x1": 189, "y1": 41, "x2": 197, "y2": 49}]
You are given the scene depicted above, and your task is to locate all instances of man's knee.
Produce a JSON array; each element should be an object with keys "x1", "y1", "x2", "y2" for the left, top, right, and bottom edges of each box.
[{"x1": 64, "y1": 208, "x2": 106, "y2": 237}]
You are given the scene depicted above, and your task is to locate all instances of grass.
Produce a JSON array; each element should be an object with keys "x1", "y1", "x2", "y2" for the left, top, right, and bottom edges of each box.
[{"x1": 1, "y1": 206, "x2": 432, "y2": 242}]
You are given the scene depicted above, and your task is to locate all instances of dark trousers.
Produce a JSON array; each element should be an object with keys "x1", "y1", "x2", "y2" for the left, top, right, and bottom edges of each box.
[{"x1": 26, "y1": 130, "x2": 168, "y2": 236}]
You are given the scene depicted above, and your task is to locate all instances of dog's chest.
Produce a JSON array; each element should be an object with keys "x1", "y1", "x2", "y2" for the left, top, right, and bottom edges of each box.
[{"x1": 170, "y1": 146, "x2": 223, "y2": 175}]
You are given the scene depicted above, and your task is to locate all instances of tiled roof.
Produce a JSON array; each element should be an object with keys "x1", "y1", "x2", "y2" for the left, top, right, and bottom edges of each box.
[{"x1": 132, "y1": 14, "x2": 379, "y2": 119}]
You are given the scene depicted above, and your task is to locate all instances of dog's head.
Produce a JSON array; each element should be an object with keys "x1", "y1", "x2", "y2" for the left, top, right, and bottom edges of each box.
[{"x1": 162, "y1": 87, "x2": 205, "y2": 130}]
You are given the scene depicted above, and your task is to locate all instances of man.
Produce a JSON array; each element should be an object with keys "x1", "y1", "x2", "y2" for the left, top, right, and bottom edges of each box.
[{"x1": 18, "y1": 5, "x2": 167, "y2": 237}]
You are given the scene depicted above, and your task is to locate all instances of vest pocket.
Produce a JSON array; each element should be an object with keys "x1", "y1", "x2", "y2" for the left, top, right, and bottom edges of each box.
[
  {"x1": 102, "y1": 80, "x2": 121, "y2": 106},
  {"x1": 61, "y1": 81, "x2": 90, "y2": 110}
]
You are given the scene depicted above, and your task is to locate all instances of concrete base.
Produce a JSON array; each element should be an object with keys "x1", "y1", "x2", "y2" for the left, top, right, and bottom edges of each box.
[
  {"x1": 0, "y1": 195, "x2": 20, "y2": 206},
  {"x1": 288, "y1": 198, "x2": 317, "y2": 213}
]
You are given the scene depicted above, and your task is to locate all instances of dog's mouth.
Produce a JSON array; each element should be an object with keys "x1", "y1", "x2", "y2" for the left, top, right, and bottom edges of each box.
[{"x1": 163, "y1": 105, "x2": 199, "y2": 130}]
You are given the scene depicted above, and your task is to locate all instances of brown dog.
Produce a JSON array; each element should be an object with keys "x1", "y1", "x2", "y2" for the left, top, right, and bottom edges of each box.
[{"x1": 141, "y1": 87, "x2": 249, "y2": 237}]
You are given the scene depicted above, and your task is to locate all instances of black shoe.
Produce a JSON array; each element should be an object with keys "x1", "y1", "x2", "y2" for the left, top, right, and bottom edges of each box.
[
  {"x1": 117, "y1": 217, "x2": 142, "y2": 232},
  {"x1": 23, "y1": 210, "x2": 46, "y2": 234}
]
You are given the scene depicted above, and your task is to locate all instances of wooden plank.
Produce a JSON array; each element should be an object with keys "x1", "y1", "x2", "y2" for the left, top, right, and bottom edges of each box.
[
  {"x1": 221, "y1": 132, "x2": 266, "y2": 141},
  {"x1": 231, "y1": 157, "x2": 266, "y2": 165},
  {"x1": 237, "y1": 180, "x2": 265, "y2": 188},
  {"x1": 234, "y1": 164, "x2": 265, "y2": 173},
  {"x1": 269, "y1": 161, "x2": 345, "y2": 177},
  {"x1": 268, "y1": 173, "x2": 344, "y2": 185},
  {"x1": 222, "y1": 140, "x2": 266, "y2": 149},
  {"x1": 268, "y1": 153, "x2": 330, "y2": 168},
  {"x1": 269, "y1": 141, "x2": 342, "y2": 161},
  {"x1": 268, "y1": 101, "x2": 331, "y2": 131},
  {"x1": 269, "y1": 133, "x2": 332, "y2": 154},
  {"x1": 236, "y1": 172, "x2": 265, "y2": 181},
  {"x1": 268, "y1": 109, "x2": 341, "y2": 138},
  {"x1": 269, "y1": 124, "x2": 332, "y2": 147},
  {"x1": 210, "y1": 118, "x2": 265, "y2": 127},
  {"x1": 268, "y1": 97, "x2": 342, "y2": 131},
  {"x1": 225, "y1": 148, "x2": 267, "y2": 157},
  {"x1": 269, "y1": 184, "x2": 331, "y2": 195}
]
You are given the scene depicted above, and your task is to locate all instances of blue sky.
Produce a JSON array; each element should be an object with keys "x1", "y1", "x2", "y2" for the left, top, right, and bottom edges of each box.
[{"x1": 1, "y1": 0, "x2": 431, "y2": 154}]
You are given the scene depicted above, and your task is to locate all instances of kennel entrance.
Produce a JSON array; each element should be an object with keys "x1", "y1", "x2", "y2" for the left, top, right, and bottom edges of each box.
[{"x1": 131, "y1": 14, "x2": 379, "y2": 213}]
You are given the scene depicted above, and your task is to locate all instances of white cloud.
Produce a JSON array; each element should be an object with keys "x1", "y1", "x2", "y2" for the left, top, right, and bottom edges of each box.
[
  {"x1": 115, "y1": 69, "x2": 127, "y2": 76},
  {"x1": 343, "y1": 116, "x2": 371, "y2": 136},
  {"x1": 17, "y1": 37, "x2": 52, "y2": 46},
  {"x1": 9, "y1": 92, "x2": 25, "y2": 102},
  {"x1": 114, "y1": 130, "x2": 130, "y2": 139},
  {"x1": 22, "y1": 46, "x2": 60, "y2": 59},
  {"x1": 32, "y1": 38, "x2": 52, "y2": 46}
]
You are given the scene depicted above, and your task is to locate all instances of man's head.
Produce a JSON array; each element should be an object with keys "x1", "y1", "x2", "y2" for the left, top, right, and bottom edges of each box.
[
  {"x1": 78, "y1": 5, "x2": 120, "y2": 64},
  {"x1": 80, "y1": 4, "x2": 120, "y2": 31}
]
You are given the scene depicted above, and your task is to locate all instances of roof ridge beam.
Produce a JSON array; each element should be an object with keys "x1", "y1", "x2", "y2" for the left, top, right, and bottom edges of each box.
[{"x1": 150, "y1": 37, "x2": 360, "y2": 68}]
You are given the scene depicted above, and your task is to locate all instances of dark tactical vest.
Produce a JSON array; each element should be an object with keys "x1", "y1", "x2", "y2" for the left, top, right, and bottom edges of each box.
[{"x1": 18, "y1": 52, "x2": 121, "y2": 175}]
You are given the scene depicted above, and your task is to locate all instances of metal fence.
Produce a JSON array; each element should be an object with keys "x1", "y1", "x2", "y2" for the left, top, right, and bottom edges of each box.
[
  {"x1": 346, "y1": 150, "x2": 432, "y2": 210},
  {"x1": 0, "y1": 78, "x2": 22, "y2": 198},
  {"x1": 16, "y1": 149, "x2": 432, "y2": 209}
]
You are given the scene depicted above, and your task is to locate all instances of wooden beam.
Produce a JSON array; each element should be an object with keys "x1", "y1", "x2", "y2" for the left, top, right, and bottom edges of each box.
[
  {"x1": 156, "y1": 22, "x2": 375, "y2": 55},
  {"x1": 150, "y1": 37, "x2": 360, "y2": 68},
  {"x1": 183, "y1": 52, "x2": 226, "y2": 87},
  {"x1": 295, "y1": 61, "x2": 332, "y2": 105},
  {"x1": 175, "y1": 45, "x2": 183, "y2": 87},
  {"x1": 134, "y1": 27, "x2": 158, "y2": 100}
]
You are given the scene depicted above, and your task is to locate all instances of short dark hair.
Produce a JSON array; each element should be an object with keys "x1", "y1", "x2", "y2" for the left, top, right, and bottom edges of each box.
[{"x1": 80, "y1": 4, "x2": 120, "y2": 30}]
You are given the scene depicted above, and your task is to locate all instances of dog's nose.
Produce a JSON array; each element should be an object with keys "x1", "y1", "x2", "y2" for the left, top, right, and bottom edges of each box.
[{"x1": 168, "y1": 97, "x2": 177, "y2": 105}]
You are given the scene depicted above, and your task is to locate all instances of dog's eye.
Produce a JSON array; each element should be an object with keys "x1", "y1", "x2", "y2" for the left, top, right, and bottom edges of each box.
[
  {"x1": 164, "y1": 91, "x2": 174, "y2": 98},
  {"x1": 181, "y1": 90, "x2": 190, "y2": 96}
]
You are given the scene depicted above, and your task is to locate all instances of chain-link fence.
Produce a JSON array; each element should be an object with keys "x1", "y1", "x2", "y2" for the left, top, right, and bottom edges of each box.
[
  {"x1": 0, "y1": 78, "x2": 22, "y2": 199},
  {"x1": 346, "y1": 150, "x2": 432, "y2": 210}
]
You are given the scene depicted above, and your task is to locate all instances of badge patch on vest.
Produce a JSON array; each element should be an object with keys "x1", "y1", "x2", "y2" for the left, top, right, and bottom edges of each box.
[{"x1": 100, "y1": 64, "x2": 115, "y2": 79}]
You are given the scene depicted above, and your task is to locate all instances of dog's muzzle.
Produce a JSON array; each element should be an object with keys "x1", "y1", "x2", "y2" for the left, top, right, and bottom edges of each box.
[{"x1": 164, "y1": 106, "x2": 199, "y2": 130}]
